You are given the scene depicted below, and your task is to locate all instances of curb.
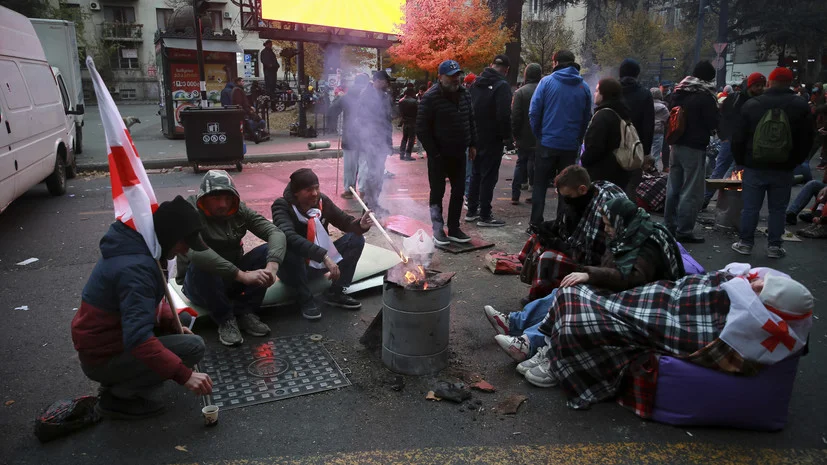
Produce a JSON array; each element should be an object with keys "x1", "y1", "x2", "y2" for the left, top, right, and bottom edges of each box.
[{"x1": 76, "y1": 148, "x2": 342, "y2": 172}]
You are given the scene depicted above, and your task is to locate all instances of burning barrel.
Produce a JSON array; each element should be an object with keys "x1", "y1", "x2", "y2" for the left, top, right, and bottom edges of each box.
[{"x1": 382, "y1": 265, "x2": 454, "y2": 375}]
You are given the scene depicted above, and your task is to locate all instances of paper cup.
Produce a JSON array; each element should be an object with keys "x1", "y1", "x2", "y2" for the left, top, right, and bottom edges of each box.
[{"x1": 202, "y1": 405, "x2": 219, "y2": 427}]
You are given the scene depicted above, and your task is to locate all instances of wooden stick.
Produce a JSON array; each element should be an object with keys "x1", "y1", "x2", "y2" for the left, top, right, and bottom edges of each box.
[{"x1": 348, "y1": 187, "x2": 406, "y2": 262}]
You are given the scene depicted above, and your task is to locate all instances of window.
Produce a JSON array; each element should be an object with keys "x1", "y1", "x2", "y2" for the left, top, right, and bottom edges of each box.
[
  {"x1": 156, "y1": 8, "x2": 173, "y2": 31},
  {"x1": 57, "y1": 75, "x2": 70, "y2": 113},
  {"x1": 19, "y1": 63, "x2": 60, "y2": 106},
  {"x1": 110, "y1": 47, "x2": 139, "y2": 70},
  {"x1": 103, "y1": 6, "x2": 136, "y2": 23},
  {"x1": 119, "y1": 88, "x2": 137, "y2": 100},
  {"x1": 208, "y1": 11, "x2": 223, "y2": 31}
]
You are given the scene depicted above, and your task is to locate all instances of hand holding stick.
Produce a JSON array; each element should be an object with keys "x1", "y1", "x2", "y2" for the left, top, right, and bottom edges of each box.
[{"x1": 348, "y1": 187, "x2": 407, "y2": 263}]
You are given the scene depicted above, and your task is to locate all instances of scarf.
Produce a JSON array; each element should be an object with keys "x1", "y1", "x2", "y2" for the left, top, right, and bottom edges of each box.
[
  {"x1": 292, "y1": 204, "x2": 342, "y2": 269},
  {"x1": 674, "y1": 76, "x2": 717, "y2": 98},
  {"x1": 601, "y1": 198, "x2": 685, "y2": 279}
]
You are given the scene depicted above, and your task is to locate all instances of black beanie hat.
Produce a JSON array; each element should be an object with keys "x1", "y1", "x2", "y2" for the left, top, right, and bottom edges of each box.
[
  {"x1": 289, "y1": 168, "x2": 320, "y2": 193},
  {"x1": 154, "y1": 196, "x2": 207, "y2": 255},
  {"x1": 619, "y1": 58, "x2": 641, "y2": 78},
  {"x1": 693, "y1": 60, "x2": 716, "y2": 82}
]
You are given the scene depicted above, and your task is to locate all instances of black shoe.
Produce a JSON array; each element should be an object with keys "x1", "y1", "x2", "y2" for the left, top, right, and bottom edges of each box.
[
  {"x1": 464, "y1": 211, "x2": 480, "y2": 222},
  {"x1": 301, "y1": 301, "x2": 322, "y2": 320},
  {"x1": 511, "y1": 199, "x2": 520, "y2": 205},
  {"x1": 800, "y1": 212, "x2": 815, "y2": 223},
  {"x1": 786, "y1": 212, "x2": 798, "y2": 226},
  {"x1": 447, "y1": 228, "x2": 472, "y2": 243},
  {"x1": 477, "y1": 217, "x2": 506, "y2": 227},
  {"x1": 701, "y1": 198, "x2": 711, "y2": 210},
  {"x1": 323, "y1": 290, "x2": 362, "y2": 310},
  {"x1": 96, "y1": 390, "x2": 166, "y2": 420},
  {"x1": 433, "y1": 229, "x2": 451, "y2": 246},
  {"x1": 676, "y1": 234, "x2": 705, "y2": 244}
]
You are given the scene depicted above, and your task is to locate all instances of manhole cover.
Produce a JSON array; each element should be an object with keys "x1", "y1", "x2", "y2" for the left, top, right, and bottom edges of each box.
[{"x1": 200, "y1": 334, "x2": 351, "y2": 411}]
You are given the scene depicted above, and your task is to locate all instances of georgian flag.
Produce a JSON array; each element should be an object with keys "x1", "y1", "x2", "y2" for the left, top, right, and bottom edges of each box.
[{"x1": 86, "y1": 57, "x2": 161, "y2": 260}]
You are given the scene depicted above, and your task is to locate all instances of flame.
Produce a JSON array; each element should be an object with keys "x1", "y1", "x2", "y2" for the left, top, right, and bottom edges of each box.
[
  {"x1": 404, "y1": 271, "x2": 416, "y2": 283},
  {"x1": 403, "y1": 265, "x2": 427, "y2": 285},
  {"x1": 730, "y1": 170, "x2": 743, "y2": 181},
  {"x1": 400, "y1": 253, "x2": 409, "y2": 264}
]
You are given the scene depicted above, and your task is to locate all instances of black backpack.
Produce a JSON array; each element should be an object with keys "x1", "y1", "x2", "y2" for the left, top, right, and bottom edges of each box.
[{"x1": 34, "y1": 396, "x2": 101, "y2": 443}]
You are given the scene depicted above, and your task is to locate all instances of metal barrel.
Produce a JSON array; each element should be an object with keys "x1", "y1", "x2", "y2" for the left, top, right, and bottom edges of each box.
[{"x1": 381, "y1": 281, "x2": 451, "y2": 375}]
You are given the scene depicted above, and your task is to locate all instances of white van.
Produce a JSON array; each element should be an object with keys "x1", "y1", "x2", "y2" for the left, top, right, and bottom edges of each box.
[{"x1": 0, "y1": 6, "x2": 80, "y2": 214}]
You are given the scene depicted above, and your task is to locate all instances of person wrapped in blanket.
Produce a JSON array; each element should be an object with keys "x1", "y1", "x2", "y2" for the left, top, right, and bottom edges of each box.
[
  {"x1": 489, "y1": 197, "x2": 685, "y2": 384},
  {"x1": 532, "y1": 262, "x2": 813, "y2": 413},
  {"x1": 519, "y1": 165, "x2": 626, "y2": 302}
]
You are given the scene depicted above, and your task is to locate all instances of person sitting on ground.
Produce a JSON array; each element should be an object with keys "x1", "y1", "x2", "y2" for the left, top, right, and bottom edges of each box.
[
  {"x1": 581, "y1": 78, "x2": 634, "y2": 190},
  {"x1": 520, "y1": 165, "x2": 626, "y2": 302},
  {"x1": 180, "y1": 170, "x2": 286, "y2": 347},
  {"x1": 271, "y1": 168, "x2": 374, "y2": 320},
  {"x1": 72, "y1": 197, "x2": 213, "y2": 419},
  {"x1": 489, "y1": 197, "x2": 685, "y2": 381},
  {"x1": 792, "y1": 183, "x2": 827, "y2": 238}
]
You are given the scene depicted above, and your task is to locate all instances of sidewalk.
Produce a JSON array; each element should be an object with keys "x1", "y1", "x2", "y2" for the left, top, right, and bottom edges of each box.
[{"x1": 77, "y1": 104, "x2": 405, "y2": 171}]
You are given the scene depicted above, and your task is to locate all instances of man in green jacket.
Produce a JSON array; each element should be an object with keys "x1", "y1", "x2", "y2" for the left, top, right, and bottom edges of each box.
[{"x1": 180, "y1": 170, "x2": 287, "y2": 346}]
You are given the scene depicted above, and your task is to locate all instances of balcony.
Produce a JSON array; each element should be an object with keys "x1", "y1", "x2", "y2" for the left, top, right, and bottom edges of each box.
[{"x1": 101, "y1": 22, "x2": 143, "y2": 42}]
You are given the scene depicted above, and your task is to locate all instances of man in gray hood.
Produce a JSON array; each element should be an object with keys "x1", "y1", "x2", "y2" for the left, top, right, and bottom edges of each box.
[{"x1": 511, "y1": 63, "x2": 542, "y2": 204}]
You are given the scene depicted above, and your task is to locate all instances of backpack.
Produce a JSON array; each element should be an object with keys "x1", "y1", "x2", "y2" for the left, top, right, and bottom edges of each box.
[
  {"x1": 666, "y1": 106, "x2": 687, "y2": 144},
  {"x1": 34, "y1": 396, "x2": 101, "y2": 443},
  {"x1": 752, "y1": 107, "x2": 793, "y2": 164},
  {"x1": 598, "y1": 108, "x2": 644, "y2": 171}
]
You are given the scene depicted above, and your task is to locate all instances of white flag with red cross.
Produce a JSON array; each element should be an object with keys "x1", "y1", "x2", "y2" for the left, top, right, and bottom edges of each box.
[{"x1": 86, "y1": 56, "x2": 162, "y2": 260}]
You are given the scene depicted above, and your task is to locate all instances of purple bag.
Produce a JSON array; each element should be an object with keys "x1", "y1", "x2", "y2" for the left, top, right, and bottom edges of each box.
[
  {"x1": 651, "y1": 355, "x2": 799, "y2": 431},
  {"x1": 677, "y1": 242, "x2": 705, "y2": 274}
]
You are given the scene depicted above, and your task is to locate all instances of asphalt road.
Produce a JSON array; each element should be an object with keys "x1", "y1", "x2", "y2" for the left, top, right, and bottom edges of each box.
[{"x1": 1, "y1": 156, "x2": 826, "y2": 465}]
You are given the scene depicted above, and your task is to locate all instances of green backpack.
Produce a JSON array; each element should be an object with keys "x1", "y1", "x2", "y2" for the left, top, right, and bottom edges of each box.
[{"x1": 752, "y1": 107, "x2": 793, "y2": 164}]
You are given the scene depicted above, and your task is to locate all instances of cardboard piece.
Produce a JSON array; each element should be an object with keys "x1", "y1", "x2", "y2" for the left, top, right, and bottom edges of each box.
[{"x1": 435, "y1": 236, "x2": 495, "y2": 254}]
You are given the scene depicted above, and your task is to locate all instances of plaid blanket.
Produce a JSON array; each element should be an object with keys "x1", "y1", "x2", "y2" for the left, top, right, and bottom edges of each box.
[
  {"x1": 518, "y1": 241, "x2": 578, "y2": 301},
  {"x1": 538, "y1": 272, "x2": 733, "y2": 410},
  {"x1": 635, "y1": 173, "x2": 668, "y2": 213},
  {"x1": 567, "y1": 181, "x2": 627, "y2": 266}
]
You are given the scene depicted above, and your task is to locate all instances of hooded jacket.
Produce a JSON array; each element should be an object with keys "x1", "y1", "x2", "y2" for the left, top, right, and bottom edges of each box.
[
  {"x1": 416, "y1": 83, "x2": 477, "y2": 157},
  {"x1": 717, "y1": 85, "x2": 756, "y2": 141},
  {"x1": 71, "y1": 222, "x2": 193, "y2": 384},
  {"x1": 669, "y1": 81, "x2": 719, "y2": 151},
  {"x1": 327, "y1": 82, "x2": 367, "y2": 150},
  {"x1": 653, "y1": 98, "x2": 669, "y2": 135},
  {"x1": 470, "y1": 67, "x2": 513, "y2": 142},
  {"x1": 512, "y1": 64, "x2": 542, "y2": 150},
  {"x1": 270, "y1": 186, "x2": 365, "y2": 263},
  {"x1": 398, "y1": 95, "x2": 419, "y2": 127},
  {"x1": 356, "y1": 85, "x2": 394, "y2": 154},
  {"x1": 181, "y1": 170, "x2": 286, "y2": 281},
  {"x1": 581, "y1": 99, "x2": 632, "y2": 189},
  {"x1": 529, "y1": 66, "x2": 592, "y2": 151},
  {"x1": 620, "y1": 76, "x2": 655, "y2": 156},
  {"x1": 220, "y1": 82, "x2": 235, "y2": 107}
]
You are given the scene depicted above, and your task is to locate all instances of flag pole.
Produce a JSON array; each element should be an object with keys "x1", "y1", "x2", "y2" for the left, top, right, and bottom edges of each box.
[{"x1": 156, "y1": 261, "x2": 184, "y2": 334}]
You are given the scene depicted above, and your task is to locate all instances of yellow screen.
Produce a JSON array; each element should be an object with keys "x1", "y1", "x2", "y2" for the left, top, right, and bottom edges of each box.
[{"x1": 261, "y1": 0, "x2": 404, "y2": 35}]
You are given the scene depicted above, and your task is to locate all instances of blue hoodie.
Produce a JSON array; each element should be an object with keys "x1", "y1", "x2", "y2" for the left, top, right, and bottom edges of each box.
[{"x1": 529, "y1": 66, "x2": 592, "y2": 151}]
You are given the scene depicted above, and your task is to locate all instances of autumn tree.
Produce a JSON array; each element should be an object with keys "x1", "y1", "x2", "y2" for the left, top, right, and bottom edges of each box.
[
  {"x1": 341, "y1": 46, "x2": 377, "y2": 73},
  {"x1": 521, "y1": 8, "x2": 576, "y2": 74},
  {"x1": 389, "y1": 0, "x2": 513, "y2": 77}
]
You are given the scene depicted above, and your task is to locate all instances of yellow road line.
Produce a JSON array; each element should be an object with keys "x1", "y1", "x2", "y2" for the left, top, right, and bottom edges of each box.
[{"x1": 171, "y1": 442, "x2": 827, "y2": 465}]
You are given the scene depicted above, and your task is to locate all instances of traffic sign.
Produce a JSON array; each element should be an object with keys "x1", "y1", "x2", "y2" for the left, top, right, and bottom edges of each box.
[
  {"x1": 712, "y1": 56, "x2": 725, "y2": 70},
  {"x1": 713, "y1": 43, "x2": 728, "y2": 56}
]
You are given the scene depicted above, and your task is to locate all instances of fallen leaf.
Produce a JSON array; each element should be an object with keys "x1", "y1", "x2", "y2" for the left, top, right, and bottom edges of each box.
[
  {"x1": 425, "y1": 391, "x2": 441, "y2": 401},
  {"x1": 4, "y1": 400, "x2": 14, "y2": 406},
  {"x1": 174, "y1": 445, "x2": 188, "y2": 452},
  {"x1": 471, "y1": 380, "x2": 496, "y2": 393}
]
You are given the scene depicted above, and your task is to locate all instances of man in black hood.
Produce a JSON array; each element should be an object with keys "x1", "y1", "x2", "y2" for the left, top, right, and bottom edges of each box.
[
  {"x1": 467, "y1": 54, "x2": 514, "y2": 227},
  {"x1": 618, "y1": 58, "x2": 655, "y2": 198},
  {"x1": 511, "y1": 63, "x2": 542, "y2": 204}
]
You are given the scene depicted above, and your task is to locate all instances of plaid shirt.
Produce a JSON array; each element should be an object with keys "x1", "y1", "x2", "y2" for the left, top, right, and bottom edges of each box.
[
  {"x1": 635, "y1": 173, "x2": 668, "y2": 213},
  {"x1": 539, "y1": 272, "x2": 733, "y2": 411}
]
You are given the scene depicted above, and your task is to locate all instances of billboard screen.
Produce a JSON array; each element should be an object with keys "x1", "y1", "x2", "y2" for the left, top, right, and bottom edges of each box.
[{"x1": 261, "y1": 0, "x2": 404, "y2": 35}]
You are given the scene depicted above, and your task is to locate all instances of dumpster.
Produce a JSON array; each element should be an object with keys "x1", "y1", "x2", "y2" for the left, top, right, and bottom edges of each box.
[{"x1": 180, "y1": 106, "x2": 245, "y2": 173}]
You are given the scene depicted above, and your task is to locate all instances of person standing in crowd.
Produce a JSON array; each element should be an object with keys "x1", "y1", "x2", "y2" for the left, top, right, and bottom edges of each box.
[
  {"x1": 650, "y1": 87, "x2": 669, "y2": 171},
  {"x1": 356, "y1": 71, "x2": 394, "y2": 216},
  {"x1": 260, "y1": 40, "x2": 279, "y2": 96},
  {"x1": 417, "y1": 59, "x2": 477, "y2": 246},
  {"x1": 463, "y1": 72, "x2": 477, "y2": 198},
  {"x1": 225, "y1": 77, "x2": 266, "y2": 141},
  {"x1": 528, "y1": 50, "x2": 592, "y2": 232},
  {"x1": 810, "y1": 84, "x2": 826, "y2": 169},
  {"x1": 732, "y1": 67, "x2": 814, "y2": 258},
  {"x1": 618, "y1": 59, "x2": 655, "y2": 198},
  {"x1": 511, "y1": 63, "x2": 542, "y2": 205},
  {"x1": 398, "y1": 88, "x2": 419, "y2": 161},
  {"x1": 663, "y1": 61, "x2": 719, "y2": 244},
  {"x1": 466, "y1": 55, "x2": 513, "y2": 227},
  {"x1": 703, "y1": 73, "x2": 767, "y2": 208},
  {"x1": 580, "y1": 78, "x2": 631, "y2": 189},
  {"x1": 463, "y1": 73, "x2": 476, "y2": 89},
  {"x1": 328, "y1": 73, "x2": 370, "y2": 198}
]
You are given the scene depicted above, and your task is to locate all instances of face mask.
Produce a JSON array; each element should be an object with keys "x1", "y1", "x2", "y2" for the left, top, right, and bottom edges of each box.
[{"x1": 562, "y1": 193, "x2": 592, "y2": 211}]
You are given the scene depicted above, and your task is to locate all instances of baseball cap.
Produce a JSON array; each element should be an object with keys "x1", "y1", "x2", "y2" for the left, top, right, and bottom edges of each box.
[
  {"x1": 492, "y1": 54, "x2": 510, "y2": 68},
  {"x1": 438, "y1": 60, "x2": 462, "y2": 76}
]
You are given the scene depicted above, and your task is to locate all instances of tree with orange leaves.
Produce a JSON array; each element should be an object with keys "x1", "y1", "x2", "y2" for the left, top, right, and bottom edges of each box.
[{"x1": 389, "y1": 0, "x2": 513, "y2": 77}]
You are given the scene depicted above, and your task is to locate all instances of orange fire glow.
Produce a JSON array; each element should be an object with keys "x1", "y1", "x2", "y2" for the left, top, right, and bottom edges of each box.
[
  {"x1": 730, "y1": 170, "x2": 743, "y2": 181},
  {"x1": 404, "y1": 271, "x2": 416, "y2": 283},
  {"x1": 403, "y1": 265, "x2": 427, "y2": 285}
]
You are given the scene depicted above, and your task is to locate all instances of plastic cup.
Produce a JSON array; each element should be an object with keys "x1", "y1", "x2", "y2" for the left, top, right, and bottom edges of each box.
[{"x1": 202, "y1": 405, "x2": 219, "y2": 427}]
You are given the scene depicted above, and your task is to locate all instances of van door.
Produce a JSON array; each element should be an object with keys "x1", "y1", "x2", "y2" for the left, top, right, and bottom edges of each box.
[
  {"x1": 0, "y1": 58, "x2": 33, "y2": 211},
  {"x1": 0, "y1": 94, "x2": 16, "y2": 211}
]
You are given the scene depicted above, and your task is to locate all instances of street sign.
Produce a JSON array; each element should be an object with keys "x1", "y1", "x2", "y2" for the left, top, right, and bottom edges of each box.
[
  {"x1": 712, "y1": 56, "x2": 725, "y2": 70},
  {"x1": 713, "y1": 43, "x2": 728, "y2": 56}
]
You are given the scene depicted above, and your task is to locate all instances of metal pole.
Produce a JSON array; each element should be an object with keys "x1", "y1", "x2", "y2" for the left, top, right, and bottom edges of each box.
[
  {"x1": 693, "y1": 0, "x2": 706, "y2": 67},
  {"x1": 297, "y1": 41, "x2": 307, "y2": 135},
  {"x1": 716, "y1": 0, "x2": 729, "y2": 89},
  {"x1": 193, "y1": 5, "x2": 208, "y2": 108},
  {"x1": 658, "y1": 51, "x2": 663, "y2": 85}
]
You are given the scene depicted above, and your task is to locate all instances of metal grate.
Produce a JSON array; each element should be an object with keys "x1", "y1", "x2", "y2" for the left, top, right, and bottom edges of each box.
[{"x1": 200, "y1": 334, "x2": 351, "y2": 410}]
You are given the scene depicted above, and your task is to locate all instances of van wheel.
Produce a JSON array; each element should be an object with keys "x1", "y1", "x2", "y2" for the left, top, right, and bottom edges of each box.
[
  {"x1": 235, "y1": 161, "x2": 243, "y2": 172},
  {"x1": 192, "y1": 163, "x2": 201, "y2": 174},
  {"x1": 46, "y1": 153, "x2": 67, "y2": 196},
  {"x1": 66, "y1": 146, "x2": 78, "y2": 179}
]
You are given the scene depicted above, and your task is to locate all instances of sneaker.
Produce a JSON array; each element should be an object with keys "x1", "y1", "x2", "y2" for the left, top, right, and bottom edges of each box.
[
  {"x1": 521, "y1": 183, "x2": 529, "y2": 191},
  {"x1": 96, "y1": 390, "x2": 166, "y2": 420},
  {"x1": 494, "y1": 334, "x2": 530, "y2": 362},
  {"x1": 817, "y1": 162, "x2": 827, "y2": 170},
  {"x1": 464, "y1": 212, "x2": 480, "y2": 222},
  {"x1": 447, "y1": 228, "x2": 472, "y2": 243},
  {"x1": 237, "y1": 313, "x2": 271, "y2": 337},
  {"x1": 341, "y1": 191, "x2": 354, "y2": 199},
  {"x1": 323, "y1": 290, "x2": 362, "y2": 309},
  {"x1": 483, "y1": 305, "x2": 509, "y2": 336},
  {"x1": 517, "y1": 346, "x2": 549, "y2": 375},
  {"x1": 786, "y1": 212, "x2": 798, "y2": 226},
  {"x1": 767, "y1": 245, "x2": 786, "y2": 259},
  {"x1": 477, "y1": 217, "x2": 506, "y2": 227},
  {"x1": 511, "y1": 199, "x2": 520, "y2": 205},
  {"x1": 433, "y1": 229, "x2": 451, "y2": 246},
  {"x1": 524, "y1": 361, "x2": 559, "y2": 388},
  {"x1": 301, "y1": 301, "x2": 322, "y2": 320},
  {"x1": 525, "y1": 197, "x2": 532, "y2": 204},
  {"x1": 731, "y1": 241, "x2": 753, "y2": 255},
  {"x1": 218, "y1": 318, "x2": 243, "y2": 346}
]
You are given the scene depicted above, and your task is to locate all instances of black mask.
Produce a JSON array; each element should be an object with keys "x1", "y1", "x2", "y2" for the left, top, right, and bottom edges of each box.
[{"x1": 562, "y1": 192, "x2": 592, "y2": 212}]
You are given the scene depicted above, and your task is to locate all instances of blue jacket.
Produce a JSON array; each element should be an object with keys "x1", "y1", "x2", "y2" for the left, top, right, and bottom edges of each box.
[
  {"x1": 529, "y1": 66, "x2": 592, "y2": 151},
  {"x1": 220, "y1": 83, "x2": 235, "y2": 107}
]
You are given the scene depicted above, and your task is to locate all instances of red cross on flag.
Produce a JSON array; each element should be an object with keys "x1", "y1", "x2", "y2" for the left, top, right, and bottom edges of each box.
[{"x1": 85, "y1": 56, "x2": 161, "y2": 260}]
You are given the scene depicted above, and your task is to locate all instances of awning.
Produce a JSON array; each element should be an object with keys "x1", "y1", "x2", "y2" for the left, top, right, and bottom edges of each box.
[{"x1": 162, "y1": 38, "x2": 242, "y2": 54}]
